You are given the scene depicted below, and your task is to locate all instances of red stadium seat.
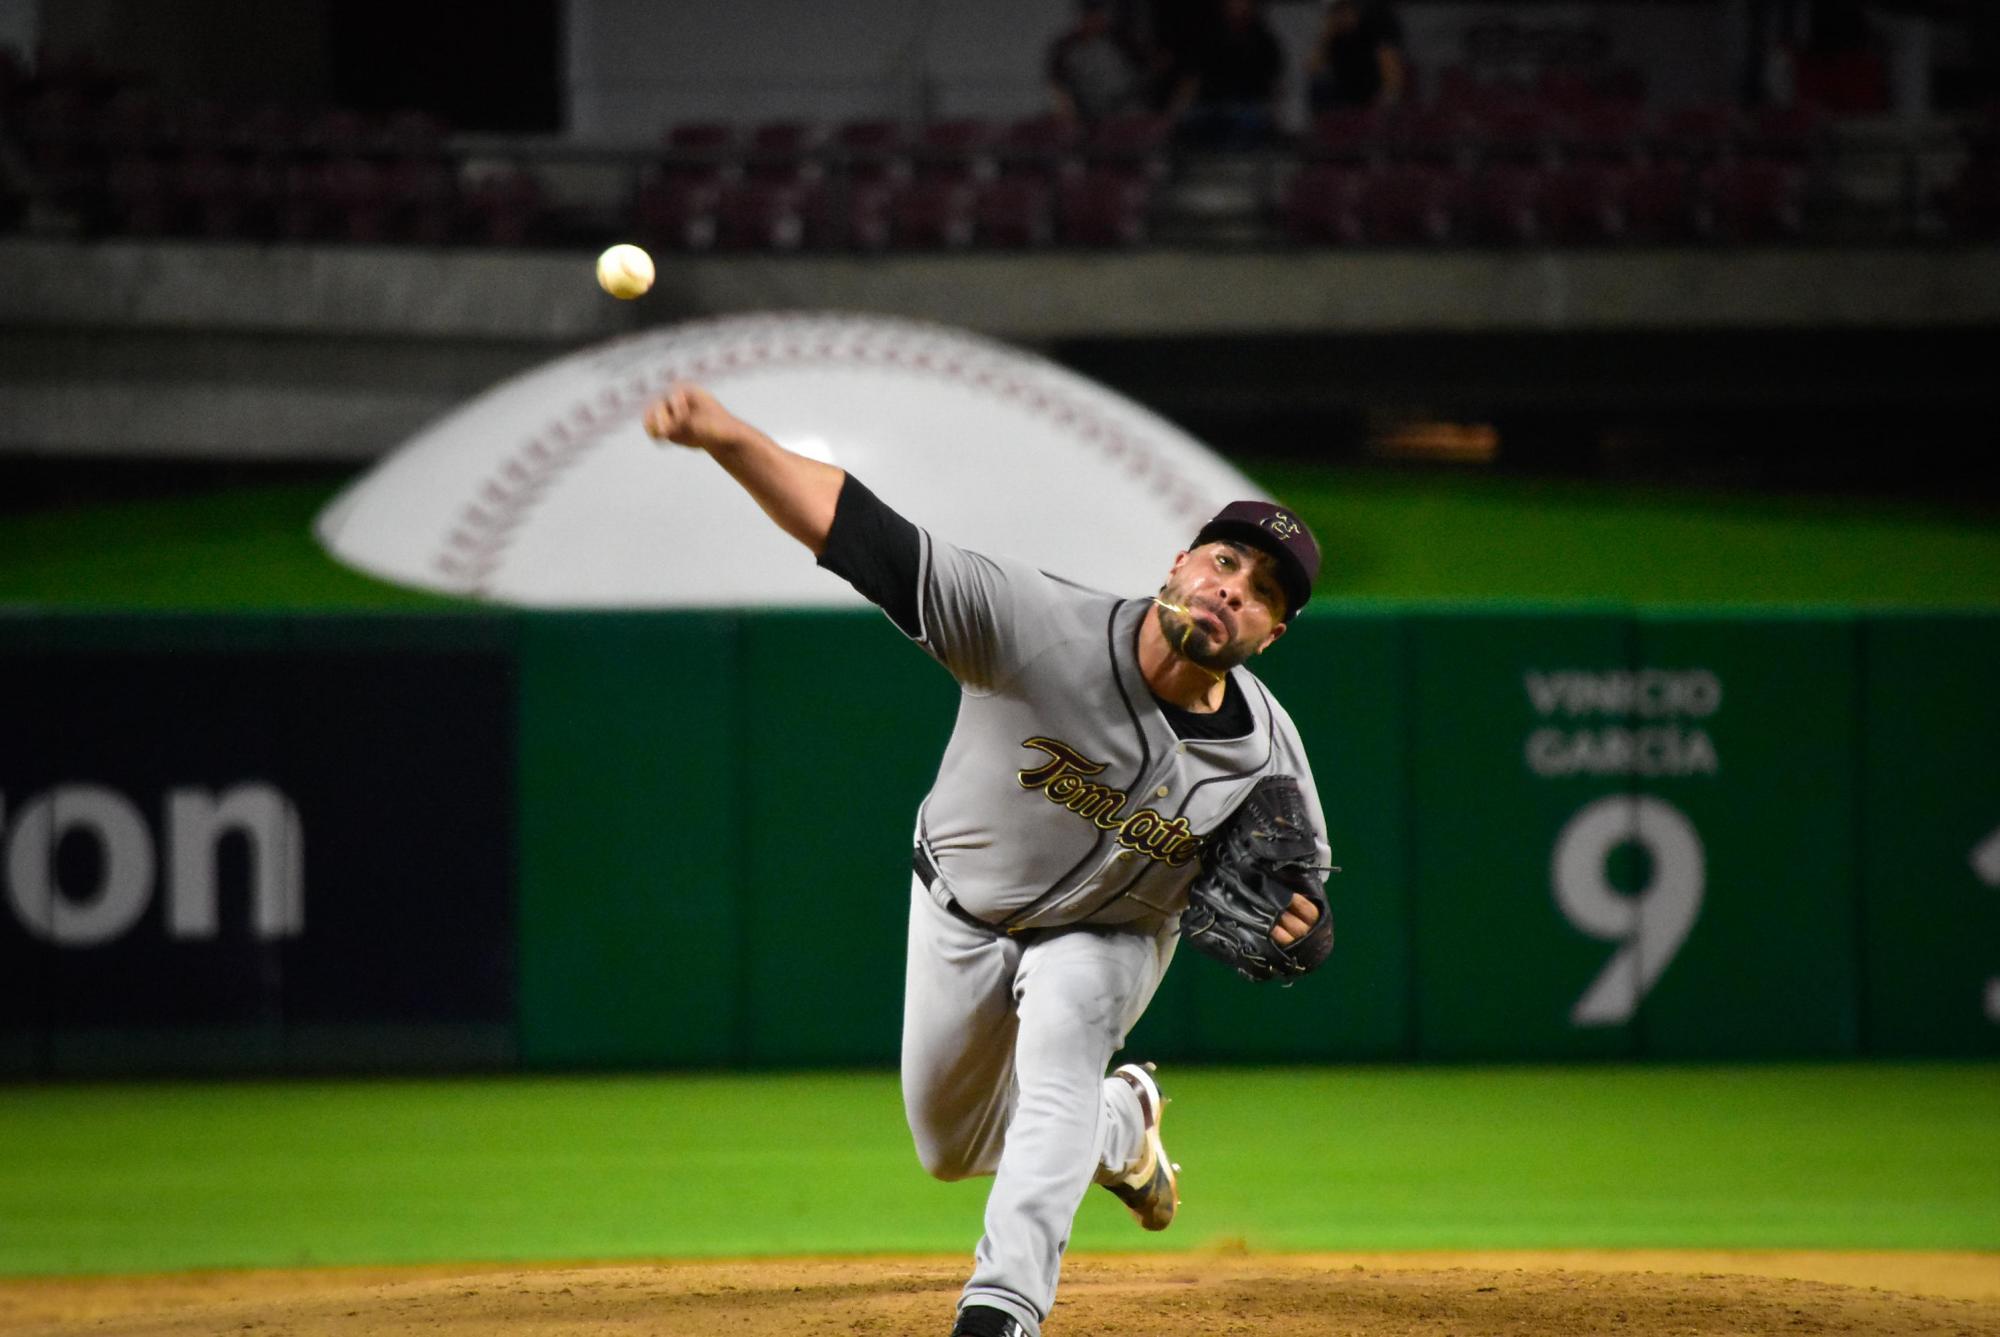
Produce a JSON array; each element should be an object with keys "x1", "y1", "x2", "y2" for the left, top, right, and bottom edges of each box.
[
  {"x1": 1303, "y1": 107, "x2": 1390, "y2": 167},
  {"x1": 1058, "y1": 170, "x2": 1150, "y2": 246},
  {"x1": 1390, "y1": 105, "x2": 1475, "y2": 169},
  {"x1": 1280, "y1": 163, "x2": 1365, "y2": 245},
  {"x1": 1084, "y1": 114, "x2": 1169, "y2": 181},
  {"x1": 998, "y1": 114, "x2": 1078, "y2": 185},
  {"x1": 461, "y1": 166, "x2": 551, "y2": 246},
  {"x1": 1704, "y1": 159, "x2": 1807, "y2": 241},
  {"x1": 1541, "y1": 163, "x2": 1624, "y2": 244},
  {"x1": 660, "y1": 121, "x2": 737, "y2": 185},
  {"x1": 1741, "y1": 103, "x2": 1826, "y2": 163},
  {"x1": 913, "y1": 118, "x2": 998, "y2": 184},
  {"x1": 1620, "y1": 161, "x2": 1698, "y2": 241},
  {"x1": 1359, "y1": 164, "x2": 1460, "y2": 244},
  {"x1": 889, "y1": 178, "x2": 977, "y2": 248},
  {"x1": 1460, "y1": 164, "x2": 1546, "y2": 243},
  {"x1": 800, "y1": 177, "x2": 894, "y2": 250},
  {"x1": 714, "y1": 180, "x2": 805, "y2": 251},
  {"x1": 975, "y1": 175, "x2": 1053, "y2": 248},
  {"x1": 1658, "y1": 102, "x2": 1741, "y2": 164},
  {"x1": 1558, "y1": 99, "x2": 1650, "y2": 166},
  {"x1": 832, "y1": 119, "x2": 909, "y2": 187},
  {"x1": 634, "y1": 175, "x2": 722, "y2": 251},
  {"x1": 744, "y1": 120, "x2": 821, "y2": 185},
  {"x1": 1471, "y1": 102, "x2": 1560, "y2": 167}
]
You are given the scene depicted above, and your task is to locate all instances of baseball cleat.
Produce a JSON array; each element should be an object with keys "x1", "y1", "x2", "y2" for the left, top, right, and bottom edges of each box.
[
  {"x1": 950, "y1": 1303, "x2": 1030, "y2": 1336},
  {"x1": 1098, "y1": 1060, "x2": 1179, "y2": 1231}
]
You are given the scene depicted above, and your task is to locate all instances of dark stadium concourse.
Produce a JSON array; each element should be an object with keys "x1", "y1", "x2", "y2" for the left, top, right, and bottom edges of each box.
[{"x1": 1052, "y1": 325, "x2": 2000, "y2": 498}]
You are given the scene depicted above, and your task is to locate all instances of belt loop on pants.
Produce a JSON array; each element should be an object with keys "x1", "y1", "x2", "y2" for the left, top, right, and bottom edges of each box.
[{"x1": 912, "y1": 845, "x2": 1005, "y2": 935}]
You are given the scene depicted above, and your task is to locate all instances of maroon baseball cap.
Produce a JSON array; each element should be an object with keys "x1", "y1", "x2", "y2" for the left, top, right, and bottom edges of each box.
[{"x1": 1192, "y1": 500, "x2": 1320, "y2": 620}]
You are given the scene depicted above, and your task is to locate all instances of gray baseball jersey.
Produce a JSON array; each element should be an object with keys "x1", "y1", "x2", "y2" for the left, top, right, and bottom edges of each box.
[{"x1": 908, "y1": 531, "x2": 1330, "y2": 932}]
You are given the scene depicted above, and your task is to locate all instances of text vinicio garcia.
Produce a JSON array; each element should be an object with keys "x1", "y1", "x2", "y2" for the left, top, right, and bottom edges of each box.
[{"x1": 1522, "y1": 669, "x2": 1721, "y2": 778}]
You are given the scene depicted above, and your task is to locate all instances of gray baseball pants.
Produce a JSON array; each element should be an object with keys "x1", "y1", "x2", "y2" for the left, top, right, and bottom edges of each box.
[{"x1": 901, "y1": 878, "x2": 1177, "y2": 1335}]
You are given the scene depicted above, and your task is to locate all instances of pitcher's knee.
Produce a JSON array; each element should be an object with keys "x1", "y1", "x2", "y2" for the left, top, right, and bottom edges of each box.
[{"x1": 913, "y1": 1136, "x2": 983, "y2": 1182}]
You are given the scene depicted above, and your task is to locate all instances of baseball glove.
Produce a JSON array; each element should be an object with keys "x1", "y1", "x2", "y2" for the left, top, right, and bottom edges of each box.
[{"x1": 1179, "y1": 775, "x2": 1334, "y2": 984}]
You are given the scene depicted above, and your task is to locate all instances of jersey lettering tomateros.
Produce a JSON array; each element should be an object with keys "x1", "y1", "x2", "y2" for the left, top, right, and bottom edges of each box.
[{"x1": 1016, "y1": 736, "x2": 1204, "y2": 867}]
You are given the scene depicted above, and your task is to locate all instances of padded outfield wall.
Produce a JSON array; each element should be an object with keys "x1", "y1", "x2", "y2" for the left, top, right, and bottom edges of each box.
[{"x1": 1, "y1": 607, "x2": 1995, "y2": 1076}]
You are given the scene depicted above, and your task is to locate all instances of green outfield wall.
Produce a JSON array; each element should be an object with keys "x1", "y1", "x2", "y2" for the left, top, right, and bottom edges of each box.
[{"x1": 2, "y1": 607, "x2": 1995, "y2": 1076}]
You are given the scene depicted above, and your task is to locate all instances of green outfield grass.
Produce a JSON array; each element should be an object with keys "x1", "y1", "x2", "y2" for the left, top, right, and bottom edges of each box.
[
  {"x1": 2, "y1": 469, "x2": 1994, "y2": 609},
  {"x1": 1, "y1": 1064, "x2": 1994, "y2": 1277}
]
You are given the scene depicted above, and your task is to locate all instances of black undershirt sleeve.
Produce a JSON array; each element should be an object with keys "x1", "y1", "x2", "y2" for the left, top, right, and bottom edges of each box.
[{"x1": 815, "y1": 473, "x2": 924, "y2": 637}]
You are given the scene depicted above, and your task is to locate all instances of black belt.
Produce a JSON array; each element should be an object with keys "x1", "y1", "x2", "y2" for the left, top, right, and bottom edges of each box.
[{"x1": 912, "y1": 846, "x2": 1003, "y2": 934}]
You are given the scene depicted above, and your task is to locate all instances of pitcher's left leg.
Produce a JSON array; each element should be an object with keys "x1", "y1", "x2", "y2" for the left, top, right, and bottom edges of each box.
[{"x1": 956, "y1": 924, "x2": 1173, "y2": 1332}]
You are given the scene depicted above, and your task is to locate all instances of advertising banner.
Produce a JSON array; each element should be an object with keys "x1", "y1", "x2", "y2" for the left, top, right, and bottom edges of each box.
[
  {"x1": 1408, "y1": 612, "x2": 1640, "y2": 1059},
  {"x1": 1408, "y1": 612, "x2": 1861, "y2": 1060},
  {"x1": 0, "y1": 615, "x2": 516, "y2": 1075}
]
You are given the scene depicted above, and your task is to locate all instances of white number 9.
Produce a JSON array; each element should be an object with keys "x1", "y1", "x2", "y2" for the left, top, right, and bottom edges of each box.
[{"x1": 1552, "y1": 795, "x2": 1704, "y2": 1027}]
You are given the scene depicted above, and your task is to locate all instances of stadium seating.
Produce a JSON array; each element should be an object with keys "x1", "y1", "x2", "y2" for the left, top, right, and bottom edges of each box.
[
  {"x1": 1302, "y1": 107, "x2": 1391, "y2": 168},
  {"x1": 911, "y1": 117, "x2": 998, "y2": 184},
  {"x1": 743, "y1": 120, "x2": 821, "y2": 185},
  {"x1": 1460, "y1": 163, "x2": 1545, "y2": 244},
  {"x1": 1280, "y1": 163, "x2": 1366, "y2": 245},
  {"x1": 1359, "y1": 163, "x2": 1460, "y2": 244},
  {"x1": 996, "y1": 114, "x2": 1078, "y2": 186},
  {"x1": 974, "y1": 175, "x2": 1053, "y2": 248},
  {"x1": 0, "y1": 51, "x2": 1914, "y2": 254},
  {"x1": 714, "y1": 179, "x2": 805, "y2": 251},
  {"x1": 889, "y1": 178, "x2": 977, "y2": 249},
  {"x1": 1704, "y1": 158, "x2": 1807, "y2": 241},
  {"x1": 1057, "y1": 170, "x2": 1151, "y2": 246}
]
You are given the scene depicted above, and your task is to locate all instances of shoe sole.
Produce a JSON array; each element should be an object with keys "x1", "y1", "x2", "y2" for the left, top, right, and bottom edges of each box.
[{"x1": 1108, "y1": 1061, "x2": 1179, "y2": 1231}]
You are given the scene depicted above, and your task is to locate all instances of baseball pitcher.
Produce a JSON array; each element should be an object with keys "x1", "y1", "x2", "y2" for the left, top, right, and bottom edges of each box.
[{"x1": 644, "y1": 383, "x2": 1334, "y2": 1337}]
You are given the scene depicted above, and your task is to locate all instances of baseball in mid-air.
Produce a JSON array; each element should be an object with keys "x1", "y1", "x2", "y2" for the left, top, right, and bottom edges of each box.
[{"x1": 596, "y1": 243, "x2": 655, "y2": 299}]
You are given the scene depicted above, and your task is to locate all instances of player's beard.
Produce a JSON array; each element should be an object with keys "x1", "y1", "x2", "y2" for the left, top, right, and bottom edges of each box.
[{"x1": 1154, "y1": 587, "x2": 1255, "y2": 672}]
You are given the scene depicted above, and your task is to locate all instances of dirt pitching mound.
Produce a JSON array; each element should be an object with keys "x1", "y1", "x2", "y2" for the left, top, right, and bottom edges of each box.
[{"x1": 3, "y1": 1251, "x2": 1996, "y2": 1337}]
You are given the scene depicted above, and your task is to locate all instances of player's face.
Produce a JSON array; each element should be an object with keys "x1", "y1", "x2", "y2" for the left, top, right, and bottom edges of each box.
[{"x1": 1158, "y1": 542, "x2": 1288, "y2": 670}]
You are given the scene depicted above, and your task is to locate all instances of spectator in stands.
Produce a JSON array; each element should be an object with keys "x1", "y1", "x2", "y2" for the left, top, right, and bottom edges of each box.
[
  {"x1": 1307, "y1": 0, "x2": 1410, "y2": 113},
  {"x1": 1046, "y1": 0, "x2": 1149, "y2": 126},
  {"x1": 1132, "y1": 0, "x2": 1208, "y2": 121},
  {"x1": 1791, "y1": 0, "x2": 1887, "y2": 113},
  {"x1": 1179, "y1": 0, "x2": 1286, "y2": 148},
  {"x1": 1745, "y1": 0, "x2": 1886, "y2": 112}
]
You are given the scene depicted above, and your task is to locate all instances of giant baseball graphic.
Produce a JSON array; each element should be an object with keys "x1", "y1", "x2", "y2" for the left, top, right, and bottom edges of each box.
[{"x1": 316, "y1": 313, "x2": 1267, "y2": 606}]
